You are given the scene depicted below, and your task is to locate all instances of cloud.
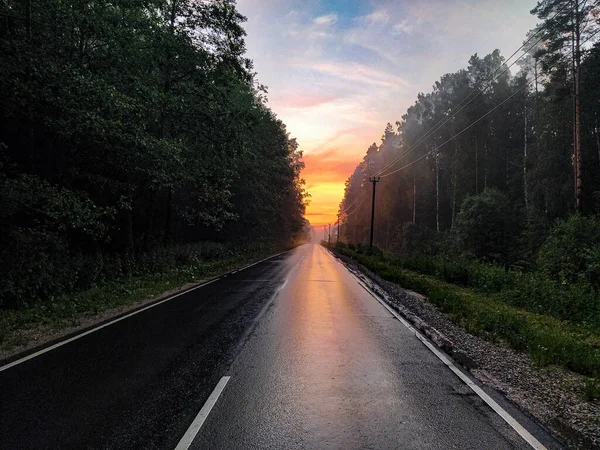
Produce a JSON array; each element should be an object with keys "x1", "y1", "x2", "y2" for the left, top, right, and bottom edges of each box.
[
  {"x1": 234, "y1": 0, "x2": 540, "y2": 229},
  {"x1": 363, "y1": 8, "x2": 389, "y2": 25},
  {"x1": 392, "y1": 19, "x2": 414, "y2": 36},
  {"x1": 313, "y1": 13, "x2": 337, "y2": 25},
  {"x1": 270, "y1": 93, "x2": 338, "y2": 110},
  {"x1": 303, "y1": 148, "x2": 361, "y2": 185},
  {"x1": 299, "y1": 61, "x2": 410, "y2": 89}
]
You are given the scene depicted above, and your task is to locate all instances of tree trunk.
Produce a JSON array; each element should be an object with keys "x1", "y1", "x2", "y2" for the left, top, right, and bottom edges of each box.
[
  {"x1": 158, "y1": 0, "x2": 178, "y2": 139},
  {"x1": 25, "y1": 0, "x2": 34, "y2": 171},
  {"x1": 534, "y1": 59, "x2": 538, "y2": 96},
  {"x1": 596, "y1": 113, "x2": 600, "y2": 169},
  {"x1": 144, "y1": 189, "x2": 155, "y2": 251},
  {"x1": 452, "y1": 145, "x2": 458, "y2": 226},
  {"x1": 524, "y1": 101, "x2": 529, "y2": 212},
  {"x1": 435, "y1": 146, "x2": 440, "y2": 233},
  {"x1": 475, "y1": 135, "x2": 478, "y2": 194},
  {"x1": 412, "y1": 176, "x2": 416, "y2": 224},
  {"x1": 570, "y1": 2, "x2": 583, "y2": 212},
  {"x1": 25, "y1": 0, "x2": 31, "y2": 40},
  {"x1": 125, "y1": 209, "x2": 134, "y2": 254},
  {"x1": 484, "y1": 137, "x2": 488, "y2": 189},
  {"x1": 386, "y1": 210, "x2": 391, "y2": 249}
]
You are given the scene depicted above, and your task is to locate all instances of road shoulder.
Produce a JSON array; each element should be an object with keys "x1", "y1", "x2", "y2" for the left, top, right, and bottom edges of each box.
[
  {"x1": 0, "y1": 250, "x2": 288, "y2": 366},
  {"x1": 327, "y1": 247, "x2": 598, "y2": 450}
]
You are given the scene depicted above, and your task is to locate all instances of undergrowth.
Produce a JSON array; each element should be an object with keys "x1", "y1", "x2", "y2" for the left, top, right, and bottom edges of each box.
[{"x1": 328, "y1": 243, "x2": 600, "y2": 387}]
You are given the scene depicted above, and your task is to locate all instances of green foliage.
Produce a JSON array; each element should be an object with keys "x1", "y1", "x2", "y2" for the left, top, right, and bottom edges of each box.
[
  {"x1": 454, "y1": 189, "x2": 515, "y2": 263},
  {"x1": 378, "y1": 249, "x2": 600, "y2": 327},
  {"x1": 538, "y1": 214, "x2": 600, "y2": 287},
  {"x1": 334, "y1": 241, "x2": 347, "y2": 250},
  {"x1": 0, "y1": 245, "x2": 280, "y2": 349},
  {"x1": 0, "y1": 0, "x2": 307, "y2": 309},
  {"x1": 339, "y1": 6, "x2": 600, "y2": 276},
  {"x1": 583, "y1": 378, "x2": 600, "y2": 402},
  {"x1": 399, "y1": 223, "x2": 438, "y2": 256},
  {"x1": 334, "y1": 246, "x2": 600, "y2": 379}
]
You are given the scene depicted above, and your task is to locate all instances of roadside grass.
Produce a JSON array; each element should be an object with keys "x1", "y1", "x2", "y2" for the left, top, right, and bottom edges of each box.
[
  {"x1": 327, "y1": 245, "x2": 600, "y2": 394},
  {"x1": 0, "y1": 250, "x2": 280, "y2": 352}
]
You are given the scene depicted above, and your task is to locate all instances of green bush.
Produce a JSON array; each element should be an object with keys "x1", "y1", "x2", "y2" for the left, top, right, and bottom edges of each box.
[
  {"x1": 334, "y1": 246, "x2": 600, "y2": 378},
  {"x1": 334, "y1": 241, "x2": 347, "y2": 250},
  {"x1": 400, "y1": 222, "x2": 438, "y2": 256},
  {"x1": 454, "y1": 188, "x2": 516, "y2": 263},
  {"x1": 538, "y1": 214, "x2": 600, "y2": 287},
  {"x1": 0, "y1": 241, "x2": 239, "y2": 309}
]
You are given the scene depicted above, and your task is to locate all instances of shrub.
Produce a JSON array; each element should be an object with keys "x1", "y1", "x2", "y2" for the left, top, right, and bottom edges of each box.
[
  {"x1": 454, "y1": 188, "x2": 515, "y2": 263},
  {"x1": 334, "y1": 241, "x2": 347, "y2": 250},
  {"x1": 0, "y1": 240, "x2": 241, "y2": 309},
  {"x1": 399, "y1": 222, "x2": 438, "y2": 256},
  {"x1": 537, "y1": 214, "x2": 600, "y2": 287}
]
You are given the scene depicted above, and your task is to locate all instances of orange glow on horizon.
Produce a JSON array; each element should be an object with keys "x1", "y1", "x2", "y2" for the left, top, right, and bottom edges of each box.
[{"x1": 302, "y1": 145, "x2": 367, "y2": 228}]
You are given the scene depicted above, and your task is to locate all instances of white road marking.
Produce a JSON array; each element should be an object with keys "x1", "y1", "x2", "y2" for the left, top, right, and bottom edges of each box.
[
  {"x1": 0, "y1": 251, "x2": 290, "y2": 373},
  {"x1": 333, "y1": 251, "x2": 547, "y2": 450},
  {"x1": 235, "y1": 250, "x2": 289, "y2": 273},
  {"x1": 278, "y1": 279, "x2": 289, "y2": 291},
  {"x1": 174, "y1": 376, "x2": 231, "y2": 450},
  {"x1": 0, "y1": 278, "x2": 220, "y2": 373}
]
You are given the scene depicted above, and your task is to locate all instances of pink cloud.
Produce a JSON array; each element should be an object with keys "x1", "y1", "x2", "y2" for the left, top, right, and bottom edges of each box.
[{"x1": 270, "y1": 93, "x2": 338, "y2": 109}]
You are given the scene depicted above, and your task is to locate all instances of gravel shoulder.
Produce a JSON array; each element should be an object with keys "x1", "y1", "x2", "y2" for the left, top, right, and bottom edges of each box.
[{"x1": 333, "y1": 251, "x2": 600, "y2": 450}]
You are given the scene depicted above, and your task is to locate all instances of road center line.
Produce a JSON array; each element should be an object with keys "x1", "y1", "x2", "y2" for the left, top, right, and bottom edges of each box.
[
  {"x1": 331, "y1": 250, "x2": 547, "y2": 450},
  {"x1": 174, "y1": 376, "x2": 231, "y2": 450}
]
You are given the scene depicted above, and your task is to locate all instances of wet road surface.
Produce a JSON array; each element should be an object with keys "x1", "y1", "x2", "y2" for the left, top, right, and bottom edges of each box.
[{"x1": 0, "y1": 244, "x2": 560, "y2": 449}]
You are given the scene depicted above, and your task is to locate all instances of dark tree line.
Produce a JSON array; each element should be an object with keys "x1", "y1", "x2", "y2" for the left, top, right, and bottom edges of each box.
[
  {"x1": 341, "y1": 0, "x2": 600, "y2": 265},
  {"x1": 0, "y1": 0, "x2": 308, "y2": 307}
]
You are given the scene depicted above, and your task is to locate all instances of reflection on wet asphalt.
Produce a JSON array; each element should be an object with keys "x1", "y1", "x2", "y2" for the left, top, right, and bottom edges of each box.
[{"x1": 1, "y1": 244, "x2": 557, "y2": 449}]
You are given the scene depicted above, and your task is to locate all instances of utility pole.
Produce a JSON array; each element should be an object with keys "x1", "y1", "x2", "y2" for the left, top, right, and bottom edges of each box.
[
  {"x1": 337, "y1": 213, "x2": 340, "y2": 243},
  {"x1": 328, "y1": 224, "x2": 331, "y2": 245},
  {"x1": 369, "y1": 177, "x2": 380, "y2": 248}
]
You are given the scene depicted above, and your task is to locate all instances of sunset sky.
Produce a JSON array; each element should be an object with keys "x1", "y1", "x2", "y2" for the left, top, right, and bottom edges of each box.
[{"x1": 236, "y1": 0, "x2": 540, "y2": 228}]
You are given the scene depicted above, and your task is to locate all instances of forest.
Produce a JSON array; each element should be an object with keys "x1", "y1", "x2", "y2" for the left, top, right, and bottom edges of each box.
[
  {"x1": 341, "y1": 0, "x2": 600, "y2": 267},
  {"x1": 337, "y1": 0, "x2": 600, "y2": 380},
  {"x1": 0, "y1": 0, "x2": 308, "y2": 309}
]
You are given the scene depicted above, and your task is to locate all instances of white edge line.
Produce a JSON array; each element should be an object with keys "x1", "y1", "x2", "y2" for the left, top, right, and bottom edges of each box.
[
  {"x1": 336, "y1": 256, "x2": 547, "y2": 450},
  {"x1": 174, "y1": 376, "x2": 231, "y2": 450},
  {"x1": 0, "y1": 277, "x2": 219, "y2": 373},
  {"x1": 0, "y1": 251, "x2": 290, "y2": 373}
]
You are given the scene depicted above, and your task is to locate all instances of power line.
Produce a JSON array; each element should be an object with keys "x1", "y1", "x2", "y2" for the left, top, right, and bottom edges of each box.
[
  {"x1": 372, "y1": 1, "x2": 572, "y2": 178},
  {"x1": 582, "y1": 26, "x2": 600, "y2": 45},
  {"x1": 377, "y1": 15, "x2": 600, "y2": 180},
  {"x1": 339, "y1": 191, "x2": 363, "y2": 215},
  {"x1": 340, "y1": 186, "x2": 363, "y2": 218},
  {"x1": 340, "y1": 4, "x2": 600, "y2": 226},
  {"x1": 368, "y1": 177, "x2": 380, "y2": 247},
  {"x1": 375, "y1": 34, "x2": 543, "y2": 177},
  {"x1": 341, "y1": 193, "x2": 365, "y2": 218},
  {"x1": 379, "y1": 83, "x2": 528, "y2": 178},
  {"x1": 378, "y1": 25, "x2": 600, "y2": 181}
]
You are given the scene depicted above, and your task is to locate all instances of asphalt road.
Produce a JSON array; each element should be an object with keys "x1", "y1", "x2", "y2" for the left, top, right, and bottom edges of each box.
[{"x1": 0, "y1": 244, "x2": 561, "y2": 449}]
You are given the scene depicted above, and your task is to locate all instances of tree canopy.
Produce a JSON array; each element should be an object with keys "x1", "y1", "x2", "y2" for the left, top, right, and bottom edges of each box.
[
  {"x1": 340, "y1": 0, "x2": 600, "y2": 263},
  {"x1": 0, "y1": 0, "x2": 308, "y2": 307}
]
